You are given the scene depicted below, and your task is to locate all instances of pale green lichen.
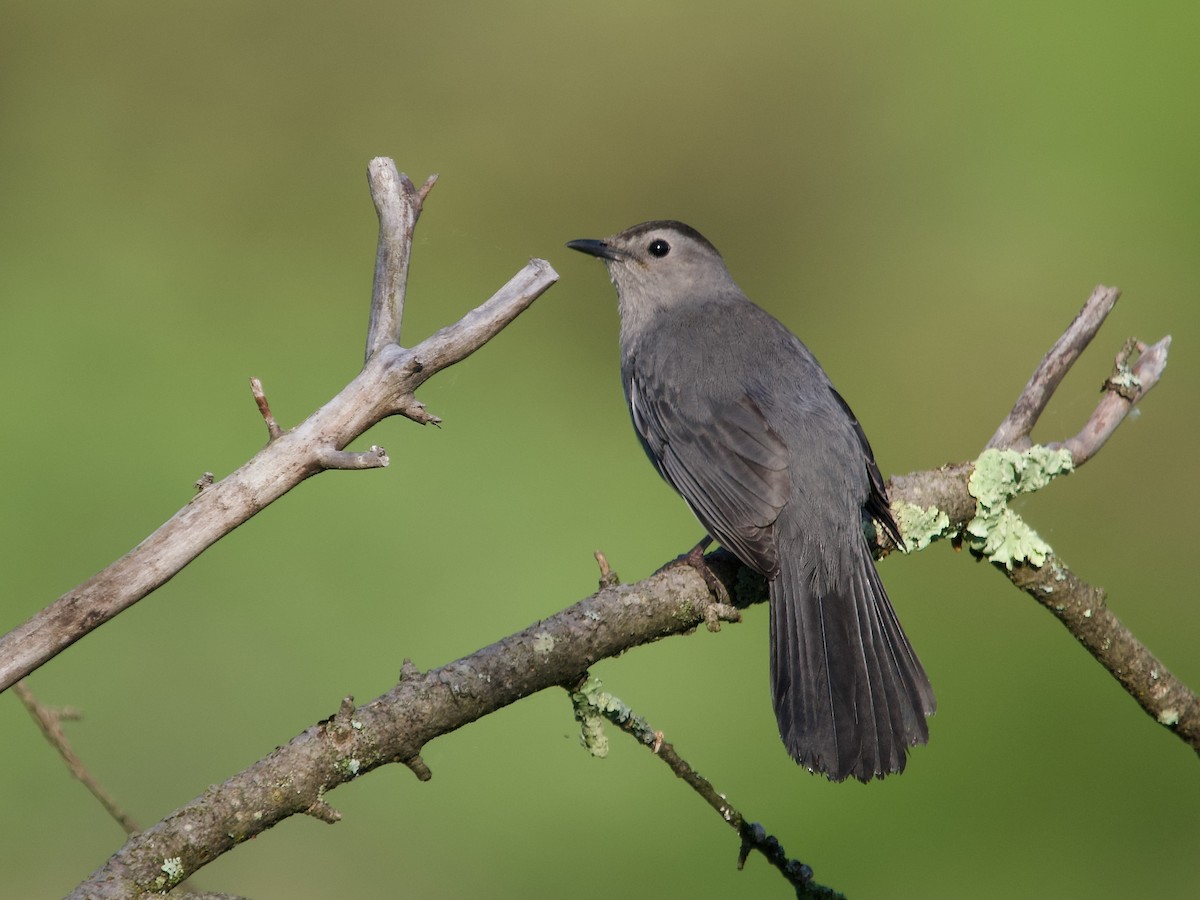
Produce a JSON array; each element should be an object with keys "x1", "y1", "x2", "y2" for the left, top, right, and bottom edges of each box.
[
  {"x1": 159, "y1": 857, "x2": 184, "y2": 886},
  {"x1": 966, "y1": 446, "x2": 1074, "y2": 569},
  {"x1": 893, "y1": 501, "x2": 952, "y2": 552},
  {"x1": 1108, "y1": 366, "x2": 1142, "y2": 394},
  {"x1": 570, "y1": 676, "x2": 637, "y2": 759},
  {"x1": 578, "y1": 711, "x2": 609, "y2": 757},
  {"x1": 532, "y1": 631, "x2": 555, "y2": 654}
]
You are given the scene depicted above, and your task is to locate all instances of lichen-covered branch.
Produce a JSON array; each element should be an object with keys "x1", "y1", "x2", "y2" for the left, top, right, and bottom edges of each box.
[
  {"x1": 1004, "y1": 556, "x2": 1200, "y2": 752},
  {"x1": 888, "y1": 449, "x2": 1200, "y2": 756},
  {"x1": 885, "y1": 285, "x2": 1196, "y2": 755}
]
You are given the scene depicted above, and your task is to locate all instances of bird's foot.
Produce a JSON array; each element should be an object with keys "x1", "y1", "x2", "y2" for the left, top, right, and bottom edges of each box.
[
  {"x1": 658, "y1": 538, "x2": 741, "y2": 631},
  {"x1": 701, "y1": 599, "x2": 742, "y2": 633}
]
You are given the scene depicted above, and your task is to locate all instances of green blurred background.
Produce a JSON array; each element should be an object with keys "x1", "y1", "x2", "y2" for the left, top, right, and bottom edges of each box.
[{"x1": 2, "y1": 2, "x2": 1197, "y2": 897}]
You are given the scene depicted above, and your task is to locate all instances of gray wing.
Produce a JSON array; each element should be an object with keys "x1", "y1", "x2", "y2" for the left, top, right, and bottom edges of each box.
[
  {"x1": 628, "y1": 371, "x2": 791, "y2": 576},
  {"x1": 828, "y1": 386, "x2": 903, "y2": 547}
]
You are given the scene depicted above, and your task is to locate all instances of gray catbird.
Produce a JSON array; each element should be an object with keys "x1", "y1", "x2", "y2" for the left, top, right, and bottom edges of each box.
[{"x1": 567, "y1": 221, "x2": 935, "y2": 782}]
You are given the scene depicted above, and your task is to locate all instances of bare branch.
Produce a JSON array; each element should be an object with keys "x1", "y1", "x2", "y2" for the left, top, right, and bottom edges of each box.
[
  {"x1": 0, "y1": 167, "x2": 557, "y2": 695},
  {"x1": 987, "y1": 284, "x2": 1121, "y2": 451},
  {"x1": 364, "y1": 160, "x2": 436, "y2": 360},
  {"x1": 887, "y1": 459, "x2": 1200, "y2": 754},
  {"x1": 400, "y1": 257, "x2": 559, "y2": 382}
]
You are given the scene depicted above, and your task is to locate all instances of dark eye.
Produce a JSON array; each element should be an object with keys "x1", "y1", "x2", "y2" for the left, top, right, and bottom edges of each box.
[{"x1": 647, "y1": 239, "x2": 671, "y2": 258}]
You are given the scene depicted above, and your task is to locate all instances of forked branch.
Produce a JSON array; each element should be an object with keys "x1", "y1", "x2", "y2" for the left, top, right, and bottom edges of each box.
[
  {"x1": 0, "y1": 161, "x2": 558, "y2": 694},
  {"x1": 894, "y1": 286, "x2": 1194, "y2": 753},
  {"x1": 987, "y1": 283, "x2": 1171, "y2": 466}
]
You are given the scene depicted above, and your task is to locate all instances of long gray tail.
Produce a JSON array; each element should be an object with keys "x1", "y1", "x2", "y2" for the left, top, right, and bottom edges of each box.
[{"x1": 769, "y1": 531, "x2": 935, "y2": 782}]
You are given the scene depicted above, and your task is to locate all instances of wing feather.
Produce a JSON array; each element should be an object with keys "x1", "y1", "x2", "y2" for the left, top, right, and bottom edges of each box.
[{"x1": 628, "y1": 372, "x2": 790, "y2": 575}]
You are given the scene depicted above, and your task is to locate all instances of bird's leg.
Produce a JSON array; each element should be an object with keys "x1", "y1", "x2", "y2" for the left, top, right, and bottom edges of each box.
[
  {"x1": 681, "y1": 535, "x2": 717, "y2": 580},
  {"x1": 658, "y1": 536, "x2": 741, "y2": 630}
]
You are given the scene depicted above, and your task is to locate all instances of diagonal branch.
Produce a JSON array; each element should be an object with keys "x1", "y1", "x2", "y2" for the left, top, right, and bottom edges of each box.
[
  {"x1": 69, "y1": 565, "x2": 731, "y2": 898},
  {"x1": 405, "y1": 259, "x2": 561, "y2": 379},
  {"x1": 1003, "y1": 556, "x2": 1200, "y2": 753},
  {"x1": 0, "y1": 164, "x2": 558, "y2": 694},
  {"x1": 891, "y1": 448, "x2": 1200, "y2": 756}
]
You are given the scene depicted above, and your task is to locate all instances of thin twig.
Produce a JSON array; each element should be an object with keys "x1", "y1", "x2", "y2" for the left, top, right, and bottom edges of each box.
[
  {"x1": 987, "y1": 284, "x2": 1121, "y2": 451},
  {"x1": 594, "y1": 550, "x2": 620, "y2": 588},
  {"x1": 13, "y1": 680, "x2": 141, "y2": 835},
  {"x1": 402, "y1": 755, "x2": 433, "y2": 782},
  {"x1": 416, "y1": 173, "x2": 438, "y2": 207},
  {"x1": 249, "y1": 376, "x2": 282, "y2": 441},
  {"x1": 1049, "y1": 335, "x2": 1171, "y2": 465},
  {"x1": 399, "y1": 258, "x2": 559, "y2": 379},
  {"x1": 568, "y1": 678, "x2": 839, "y2": 899}
]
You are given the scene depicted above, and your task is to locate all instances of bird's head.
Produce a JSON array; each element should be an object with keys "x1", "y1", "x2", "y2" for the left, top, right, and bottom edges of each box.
[{"x1": 567, "y1": 220, "x2": 736, "y2": 307}]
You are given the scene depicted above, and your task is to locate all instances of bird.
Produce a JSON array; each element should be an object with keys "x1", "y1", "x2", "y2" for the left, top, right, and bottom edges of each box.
[{"x1": 567, "y1": 220, "x2": 935, "y2": 782}]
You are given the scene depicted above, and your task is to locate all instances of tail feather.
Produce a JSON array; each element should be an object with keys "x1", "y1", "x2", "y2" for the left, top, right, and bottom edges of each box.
[{"x1": 770, "y1": 532, "x2": 935, "y2": 782}]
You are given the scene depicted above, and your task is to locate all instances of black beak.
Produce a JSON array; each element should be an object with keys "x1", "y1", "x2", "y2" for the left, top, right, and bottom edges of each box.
[{"x1": 566, "y1": 238, "x2": 621, "y2": 261}]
